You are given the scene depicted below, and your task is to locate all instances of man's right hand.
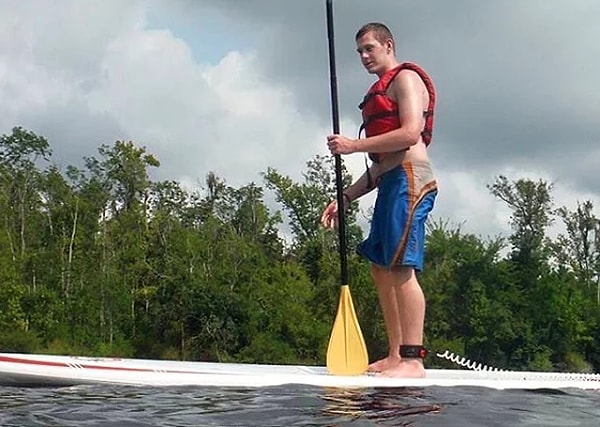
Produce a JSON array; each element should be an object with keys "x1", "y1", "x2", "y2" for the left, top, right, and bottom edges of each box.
[
  {"x1": 320, "y1": 200, "x2": 340, "y2": 229},
  {"x1": 320, "y1": 197, "x2": 350, "y2": 229}
]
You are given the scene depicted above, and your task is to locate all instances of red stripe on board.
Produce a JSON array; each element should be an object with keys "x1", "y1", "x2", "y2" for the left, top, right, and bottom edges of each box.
[
  {"x1": 0, "y1": 355, "x2": 199, "y2": 374},
  {"x1": 0, "y1": 355, "x2": 72, "y2": 368}
]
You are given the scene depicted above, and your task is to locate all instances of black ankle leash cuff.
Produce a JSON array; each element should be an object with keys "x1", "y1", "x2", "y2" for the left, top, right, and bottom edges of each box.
[{"x1": 400, "y1": 345, "x2": 428, "y2": 359}]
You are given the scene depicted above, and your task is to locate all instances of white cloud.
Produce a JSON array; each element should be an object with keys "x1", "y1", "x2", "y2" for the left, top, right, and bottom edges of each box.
[
  {"x1": 81, "y1": 22, "x2": 333, "y2": 192},
  {"x1": 1, "y1": 0, "x2": 598, "y2": 246},
  {"x1": 432, "y1": 169, "x2": 510, "y2": 239}
]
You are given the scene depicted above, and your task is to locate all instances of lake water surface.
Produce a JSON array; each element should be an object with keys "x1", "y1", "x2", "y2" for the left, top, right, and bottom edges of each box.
[{"x1": 1, "y1": 383, "x2": 599, "y2": 426}]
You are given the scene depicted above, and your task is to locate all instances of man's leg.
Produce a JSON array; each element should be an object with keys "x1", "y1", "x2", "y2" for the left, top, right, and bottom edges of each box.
[
  {"x1": 367, "y1": 264, "x2": 403, "y2": 372},
  {"x1": 381, "y1": 266, "x2": 426, "y2": 378}
]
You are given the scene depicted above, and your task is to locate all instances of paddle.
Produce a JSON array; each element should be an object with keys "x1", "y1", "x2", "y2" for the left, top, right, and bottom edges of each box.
[{"x1": 324, "y1": 0, "x2": 369, "y2": 376}]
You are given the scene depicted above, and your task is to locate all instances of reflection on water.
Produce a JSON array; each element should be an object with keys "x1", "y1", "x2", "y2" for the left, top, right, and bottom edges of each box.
[
  {"x1": 1, "y1": 383, "x2": 600, "y2": 426},
  {"x1": 320, "y1": 387, "x2": 441, "y2": 425}
]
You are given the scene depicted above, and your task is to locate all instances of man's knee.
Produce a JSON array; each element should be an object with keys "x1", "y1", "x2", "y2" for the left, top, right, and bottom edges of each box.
[
  {"x1": 370, "y1": 263, "x2": 393, "y2": 284},
  {"x1": 391, "y1": 265, "x2": 416, "y2": 285},
  {"x1": 370, "y1": 263, "x2": 415, "y2": 284}
]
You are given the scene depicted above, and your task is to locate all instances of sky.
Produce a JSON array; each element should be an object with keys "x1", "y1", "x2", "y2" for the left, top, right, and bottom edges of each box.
[{"x1": 1, "y1": 0, "x2": 599, "y2": 242}]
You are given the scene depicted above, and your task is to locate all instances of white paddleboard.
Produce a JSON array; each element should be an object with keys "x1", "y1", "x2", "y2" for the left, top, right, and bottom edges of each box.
[{"x1": 1, "y1": 352, "x2": 599, "y2": 390}]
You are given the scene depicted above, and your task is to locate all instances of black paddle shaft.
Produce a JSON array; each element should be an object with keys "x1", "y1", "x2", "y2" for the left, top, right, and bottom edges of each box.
[{"x1": 325, "y1": 0, "x2": 349, "y2": 285}]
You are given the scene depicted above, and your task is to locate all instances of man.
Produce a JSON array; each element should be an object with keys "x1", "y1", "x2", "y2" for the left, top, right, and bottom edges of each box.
[{"x1": 320, "y1": 22, "x2": 438, "y2": 378}]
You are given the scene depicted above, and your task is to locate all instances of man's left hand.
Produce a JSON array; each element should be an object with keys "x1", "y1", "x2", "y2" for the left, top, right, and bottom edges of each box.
[{"x1": 327, "y1": 134, "x2": 356, "y2": 155}]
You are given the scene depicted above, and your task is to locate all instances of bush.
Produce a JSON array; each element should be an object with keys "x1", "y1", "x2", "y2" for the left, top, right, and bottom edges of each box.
[{"x1": 0, "y1": 329, "x2": 42, "y2": 353}]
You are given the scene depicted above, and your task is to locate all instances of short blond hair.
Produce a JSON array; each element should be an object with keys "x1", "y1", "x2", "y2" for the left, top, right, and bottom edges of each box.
[{"x1": 355, "y1": 22, "x2": 395, "y2": 52}]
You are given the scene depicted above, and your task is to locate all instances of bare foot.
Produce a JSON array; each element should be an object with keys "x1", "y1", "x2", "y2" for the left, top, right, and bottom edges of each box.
[
  {"x1": 378, "y1": 359, "x2": 426, "y2": 378},
  {"x1": 367, "y1": 356, "x2": 401, "y2": 373}
]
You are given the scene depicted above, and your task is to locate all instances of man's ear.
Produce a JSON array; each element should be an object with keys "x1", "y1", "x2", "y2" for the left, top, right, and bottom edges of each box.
[{"x1": 385, "y1": 39, "x2": 394, "y2": 53}]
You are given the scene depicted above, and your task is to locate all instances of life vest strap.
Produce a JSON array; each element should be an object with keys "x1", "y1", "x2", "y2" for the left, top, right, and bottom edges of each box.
[{"x1": 358, "y1": 90, "x2": 388, "y2": 110}]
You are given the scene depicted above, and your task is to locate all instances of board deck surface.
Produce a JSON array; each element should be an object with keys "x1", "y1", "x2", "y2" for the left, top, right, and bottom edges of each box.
[{"x1": 1, "y1": 352, "x2": 600, "y2": 390}]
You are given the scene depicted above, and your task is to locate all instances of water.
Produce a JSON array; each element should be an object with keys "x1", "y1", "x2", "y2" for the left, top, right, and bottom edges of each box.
[{"x1": 1, "y1": 384, "x2": 599, "y2": 426}]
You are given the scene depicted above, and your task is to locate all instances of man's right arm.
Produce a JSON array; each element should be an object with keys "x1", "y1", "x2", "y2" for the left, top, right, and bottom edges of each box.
[{"x1": 343, "y1": 162, "x2": 384, "y2": 203}]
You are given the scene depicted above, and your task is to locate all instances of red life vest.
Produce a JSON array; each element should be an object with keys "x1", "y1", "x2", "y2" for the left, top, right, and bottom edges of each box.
[{"x1": 358, "y1": 62, "x2": 436, "y2": 163}]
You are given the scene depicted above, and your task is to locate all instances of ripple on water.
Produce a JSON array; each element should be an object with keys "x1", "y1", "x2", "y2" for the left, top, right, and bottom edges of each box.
[{"x1": 0, "y1": 383, "x2": 599, "y2": 426}]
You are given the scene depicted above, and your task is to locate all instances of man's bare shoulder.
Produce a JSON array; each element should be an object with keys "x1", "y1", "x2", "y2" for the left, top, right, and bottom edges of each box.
[
  {"x1": 388, "y1": 68, "x2": 427, "y2": 104},
  {"x1": 393, "y1": 68, "x2": 425, "y2": 91}
]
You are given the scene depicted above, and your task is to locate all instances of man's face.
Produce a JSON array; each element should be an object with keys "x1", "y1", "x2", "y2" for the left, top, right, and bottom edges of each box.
[{"x1": 356, "y1": 32, "x2": 392, "y2": 75}]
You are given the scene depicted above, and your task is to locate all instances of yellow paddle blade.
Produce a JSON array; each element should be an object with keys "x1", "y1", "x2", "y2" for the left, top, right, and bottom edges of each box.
[{"x1": 326, "y1": 285, "x2": 369, "y2": 376}]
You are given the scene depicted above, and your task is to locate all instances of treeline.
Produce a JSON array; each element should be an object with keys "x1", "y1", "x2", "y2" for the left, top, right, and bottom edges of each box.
[{"x1": 1, "y1": 127, "x2": 599, "y2": 372}]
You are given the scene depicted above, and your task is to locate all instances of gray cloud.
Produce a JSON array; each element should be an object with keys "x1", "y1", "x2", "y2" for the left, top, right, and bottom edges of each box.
[
  {"x1": 18, "y1": 105, "x2": 127, "y2": 171},
  {"x1": 182, "y1": 0, "x2": 600, "y2": 194},
  {"x1": 1, "y1": 0, "x2": 598, "y2": 240}
]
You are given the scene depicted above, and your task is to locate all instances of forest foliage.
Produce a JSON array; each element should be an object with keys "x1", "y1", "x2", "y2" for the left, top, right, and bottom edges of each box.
[{"x1": 1, "y1": 127, "x2": 599, "y2": 373}]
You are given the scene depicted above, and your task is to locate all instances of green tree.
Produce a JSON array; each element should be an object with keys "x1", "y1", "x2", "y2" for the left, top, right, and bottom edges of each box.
[{"x1": 554, "y1": 201, "x2": 600, "y2": 303}]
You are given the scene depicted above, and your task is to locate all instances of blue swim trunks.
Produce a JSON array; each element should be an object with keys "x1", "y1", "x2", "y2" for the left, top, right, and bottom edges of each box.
[{"x1": 356, "y1": 161, "x2": 437, "y2": 272}]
